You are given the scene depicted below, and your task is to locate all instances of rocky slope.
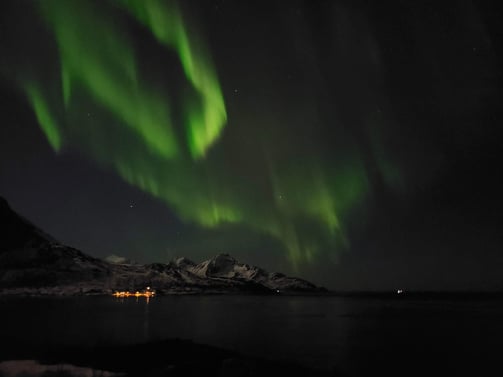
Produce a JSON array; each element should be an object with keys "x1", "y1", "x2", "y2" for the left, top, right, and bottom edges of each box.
[
  {"x1": 0, "y1": 196, "x2": 325, "y2": 295},
  {"x1": 0, "y1": 196, "x2": 110, "y2": 293}
]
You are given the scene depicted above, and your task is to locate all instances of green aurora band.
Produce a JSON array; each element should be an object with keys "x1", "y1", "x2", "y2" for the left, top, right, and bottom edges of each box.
[{"x1": 14, "y1": 0, "x2": 379, "y2": 266}]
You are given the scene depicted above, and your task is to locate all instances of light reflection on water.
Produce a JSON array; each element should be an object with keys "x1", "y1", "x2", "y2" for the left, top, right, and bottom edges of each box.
[
  {"x1": 0, "y1": 295, "x2": 351, "y2": 369},
  {"x1": 2, "y1": 295, "x2": 503, "y2": 374}
]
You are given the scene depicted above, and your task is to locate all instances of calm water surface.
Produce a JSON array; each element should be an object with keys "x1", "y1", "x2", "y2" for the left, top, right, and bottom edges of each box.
[{"x1": 2, "y1": 295, "x2": 503, "y2": 375}]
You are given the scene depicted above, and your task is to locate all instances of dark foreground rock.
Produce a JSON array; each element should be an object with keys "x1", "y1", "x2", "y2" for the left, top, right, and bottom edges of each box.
[{"x1": 0, "y1": 339, "x2": 335, "y2": 377}]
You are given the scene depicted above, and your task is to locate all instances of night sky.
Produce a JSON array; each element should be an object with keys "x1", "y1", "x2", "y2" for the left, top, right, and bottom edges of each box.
[{"x1": 0, "y1": 0, "x2": 502, "y2": 291}]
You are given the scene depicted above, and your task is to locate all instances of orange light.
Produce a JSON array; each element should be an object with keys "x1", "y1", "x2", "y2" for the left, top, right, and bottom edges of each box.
[{"x1": 113, "y1": 289, "x2": 155, "y2": 298}]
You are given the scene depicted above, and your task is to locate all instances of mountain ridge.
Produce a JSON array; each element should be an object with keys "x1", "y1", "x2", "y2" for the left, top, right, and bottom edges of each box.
[{"x1": 0, "y1": 196, "x2": 325, "y2": 295}]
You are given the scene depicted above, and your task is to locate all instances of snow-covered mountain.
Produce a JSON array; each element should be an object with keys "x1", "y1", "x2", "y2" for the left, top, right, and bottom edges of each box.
[
  {"x1": 0, "y1": 196, "x2": 325, "y2": 295},
  {"x1": 185, "y1": 253, "x2": 319, "y2": 291}
]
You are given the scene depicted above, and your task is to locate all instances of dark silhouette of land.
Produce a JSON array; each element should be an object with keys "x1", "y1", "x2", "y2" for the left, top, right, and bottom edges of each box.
[{"x1": 0, "y1": 338, "x2": 334, "y2": 377}]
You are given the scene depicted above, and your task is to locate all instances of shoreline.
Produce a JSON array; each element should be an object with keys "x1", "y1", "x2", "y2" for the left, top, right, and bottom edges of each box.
[
  {"x1": 2, "y1": 287, "x2": 503, "y2": 300},
  {"x1": 0, "y1": 286, "x2": 328, "y2": 297},
  {"x1": 0, "y1": 338, "x2": 333, "y2": 377}
]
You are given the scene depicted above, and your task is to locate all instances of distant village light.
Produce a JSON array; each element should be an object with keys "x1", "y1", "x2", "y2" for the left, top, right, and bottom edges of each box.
[{"x1": 113, "y1": 288, "x2": 155, "y2": 298}]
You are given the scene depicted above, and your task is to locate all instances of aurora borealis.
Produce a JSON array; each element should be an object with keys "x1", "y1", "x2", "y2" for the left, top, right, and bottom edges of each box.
[
  {"x1": 1, "y1": 0, "x2": 502, "y2": 289},
  {"x1": 8, "y1": 0, "x2": 364, "y2": 265}
]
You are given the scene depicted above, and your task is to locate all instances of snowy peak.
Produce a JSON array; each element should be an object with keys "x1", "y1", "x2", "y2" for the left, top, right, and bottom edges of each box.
[
  {"x1": 204, "y1": 253, "x2": 239, "y2": 277},
  {"x1": 172, "y1": 257, "x2": 196, "y2": 268},
  {"x1": 183, "y1": 254, "x2": 318, "y2": 292},
  {"x1": 188, "y1": 253, "x2": 256, "y2": 279},
  {"x1": 105, "y1": 255, "x2": 132, "y2": 265}
]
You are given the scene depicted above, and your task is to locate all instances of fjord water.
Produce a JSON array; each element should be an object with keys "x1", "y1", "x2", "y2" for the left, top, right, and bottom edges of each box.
[{"x1": 1, "y1": 295, "x2": 503, "y2": 376}]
